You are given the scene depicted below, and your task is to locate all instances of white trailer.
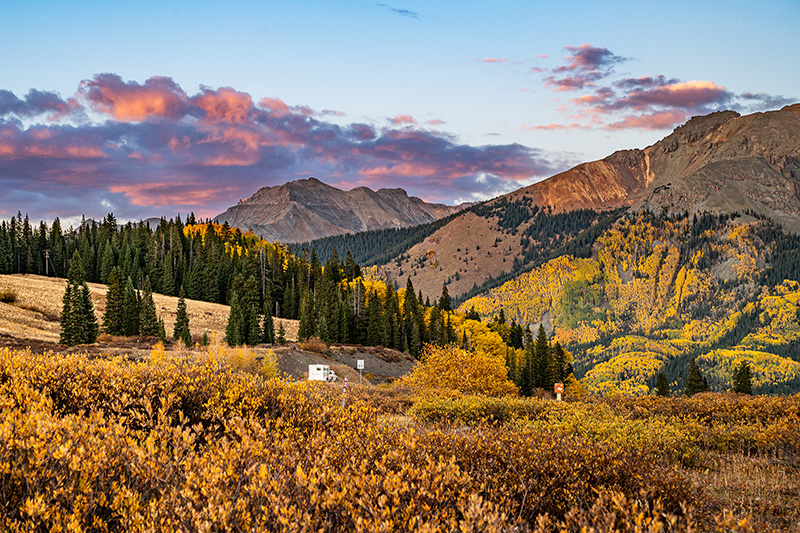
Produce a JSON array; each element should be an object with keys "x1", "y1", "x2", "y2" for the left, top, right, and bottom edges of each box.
[{"x1": 308, "y1": 364, "x2": 338, "y2": 382}]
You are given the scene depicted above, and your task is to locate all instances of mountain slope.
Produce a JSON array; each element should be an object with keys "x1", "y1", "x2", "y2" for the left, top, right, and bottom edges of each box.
[
  {"x1": 458, "y1": 212, "x2": 800, "y2": 394},
  {"x1": 367, "y1": 105, "x2": 800, "y2": 299},
  {"x1": 214, "y1": 177, "x2": 464, "y2": 243}
]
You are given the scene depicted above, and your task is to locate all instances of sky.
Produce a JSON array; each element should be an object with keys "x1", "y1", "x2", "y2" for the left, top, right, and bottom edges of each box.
[{"x1": 1, "y1": 0, "x2": 798, "y2": 226}]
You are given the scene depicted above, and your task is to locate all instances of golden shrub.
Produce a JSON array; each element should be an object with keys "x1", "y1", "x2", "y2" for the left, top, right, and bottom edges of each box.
[{"x1": 401, "y1": 343, "x2": 518, "y2": 397}]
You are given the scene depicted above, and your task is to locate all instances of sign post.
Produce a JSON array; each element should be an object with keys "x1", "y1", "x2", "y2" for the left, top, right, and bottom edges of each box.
[
  {"x1": 554, "y1": 382, "x2": 564, "y2": 402},
  {"x1": 357, "y1": 359, "x2": 364, "y2": 384},
  {"x1": 341, "y1": 376, "x2": 349, "y2": 408}
]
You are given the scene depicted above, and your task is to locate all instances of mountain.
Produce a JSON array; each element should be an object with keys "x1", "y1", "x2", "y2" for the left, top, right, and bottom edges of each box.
[
  {"x1": 357, "y1": 105, "x2": 800, "y2": 300},
  {"x1": 213, "y1": 177, "x2": 465, "y2": 243},
  {"x1": 503, "y1": 105, "x2": 800, "y2": 222}
]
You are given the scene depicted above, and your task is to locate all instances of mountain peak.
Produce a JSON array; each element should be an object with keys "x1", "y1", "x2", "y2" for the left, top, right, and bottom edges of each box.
[{"x1": 215, "y1": 178, "x2": 464, "y2": 243}]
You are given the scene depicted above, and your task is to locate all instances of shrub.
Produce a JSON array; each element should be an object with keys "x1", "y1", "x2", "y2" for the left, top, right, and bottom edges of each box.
[
  {"x1": 0, "y1": 288, "x2": 17, "y2": 303},
  {"x1": 298, "y1": 336, "x2": 327, "y2": 353},
  {"x1": 401, "y1": 343, "x2": 518, "y2": 397}
]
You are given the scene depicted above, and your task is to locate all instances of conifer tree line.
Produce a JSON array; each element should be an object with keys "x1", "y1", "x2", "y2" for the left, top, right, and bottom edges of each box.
[
  {"x1": 2, "y1": 212, "x2": 462, "y2": 353},
  {"x1": 484, "y1": 311, "x2": 574, "y2": 396}
]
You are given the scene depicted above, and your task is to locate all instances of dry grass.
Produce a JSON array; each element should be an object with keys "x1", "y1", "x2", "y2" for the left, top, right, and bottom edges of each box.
[
  {"x1": 690, "y1": 452, "x2": 800, "y2": 532},
  {"x1": 0, "y1": 274, "x2": 299, "y2": 345}
]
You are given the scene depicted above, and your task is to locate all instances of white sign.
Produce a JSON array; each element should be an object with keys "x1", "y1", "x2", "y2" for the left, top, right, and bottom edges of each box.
[{"x1": 357, "y1": 359, "x2": 364, "y2": 370}]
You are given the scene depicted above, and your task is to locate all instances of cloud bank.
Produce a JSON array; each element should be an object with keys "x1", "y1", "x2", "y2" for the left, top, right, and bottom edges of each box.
[{"x1": 0, "y1": 74, "x2": 570, "y2": 222}]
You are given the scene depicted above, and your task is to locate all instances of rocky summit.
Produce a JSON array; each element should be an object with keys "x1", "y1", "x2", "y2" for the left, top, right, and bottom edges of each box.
[{"x1": 214, "y1": 177, "x2": 464, "y2": 243}]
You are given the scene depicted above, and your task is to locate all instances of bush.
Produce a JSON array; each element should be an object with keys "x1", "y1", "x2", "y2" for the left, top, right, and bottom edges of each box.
[
  {"x1": 298, "y1": 336, "x2": 327, "y2": 353},
  {"x1": 401, "y1": 343, "x2": 518, "y2": 397},
  {"x1": 0, "y1": 288, "x2": 17, "y2": 303}
]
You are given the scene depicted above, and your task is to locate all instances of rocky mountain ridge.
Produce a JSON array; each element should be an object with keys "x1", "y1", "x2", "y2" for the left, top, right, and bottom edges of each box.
[
  {"x1": 214, "y1": 177, "x2": 465, "y2": 243},
  {"x1": 376, "y1": 104, "x2": 800, "y2": 299},
  {"x1": 507, "y1": 105, "x2": 800, "y2": 228}
]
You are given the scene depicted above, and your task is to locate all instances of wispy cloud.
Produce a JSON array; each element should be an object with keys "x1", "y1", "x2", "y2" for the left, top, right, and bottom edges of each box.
[
  {"x1": 376, "y1": 3, "x2": 419, "y2": 19},
  {"x1": 545, "y1": 44, "x2": 628, "y2": 92},
  {"x1": 0, "y1": 74, "x2": 572, "y2": 222}
]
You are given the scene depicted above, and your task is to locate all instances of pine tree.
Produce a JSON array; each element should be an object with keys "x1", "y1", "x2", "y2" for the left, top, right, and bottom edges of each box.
[
  {"x1": 138, "y1": 277, "x2": 160, "y2": 337},
  {"x1": 60, "y1": 251, "x2": 98, "y2": 345},
  {"x1": 277, "y1": 322, "x2": 286, "y2": 345},
  {"x1": 684, "y1": 359, "x2": 709, "y2": 396},
  {"x1": 173, "y1": 288, "x2": 191, "y2": 346},
  {"x1": 438, "y1": 284, "x2": 451, "y2": 312},
  {"x1": 534, "y1": 324, "x2": 551, "y2": 390},
  {"x1": 103, "y1": 266, "x2": 125, "y2": 335},
  {"x1": 122, "y1": 277, "x2": 140, "y2": 336},
  {"x1": 733, "y1": 360, "x2": 753, "y2": 395},
  {"x1": 655, "y1": 372, "x2": 670, "y2": 396},
  {"x1": 59, "y1": 283, "x2": 75, "y2": 345},
  {"x1": 76, "y1": 282, "x2": 99, "y2": 344}
]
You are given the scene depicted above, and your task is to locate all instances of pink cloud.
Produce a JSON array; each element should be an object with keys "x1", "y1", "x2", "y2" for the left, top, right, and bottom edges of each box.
[
  {"x1": 258, "y1": 97, "x2": 290, "y2": 115},
  {"x1": 110, "y1": 183, "x2": 237, "y2": 207},
  {"x1": 390, "y1": 114, "x2": 416, "y2": 125},
  {"x1": 544, "y1": 44, "x2": 627, "y2": 92},
  {"x1": 194, "y1": 87, "x2": 254, "y2": 123},
  {"x1": 79, "y1": 74, "x2": 189, "y2": 121},
  {"x1": 605, "y1": 110, "x2": 691, "y2": 130},
  {"x1": 524, "y1": 122, "x2": 590, "y2": 131},
  {"x1": 479, "y1": 58, "x2": 508, "y2": 63}
]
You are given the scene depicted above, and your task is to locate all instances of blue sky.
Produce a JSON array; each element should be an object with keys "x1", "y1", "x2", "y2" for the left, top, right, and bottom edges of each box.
[{"x1": 1, "y1": 0, "x2": 797, "y2": 223}]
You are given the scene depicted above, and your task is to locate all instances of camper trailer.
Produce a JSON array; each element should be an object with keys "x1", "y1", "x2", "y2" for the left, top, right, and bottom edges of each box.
[{"x1": 308, "y1": 364, "x2": 338, "y2": 382}]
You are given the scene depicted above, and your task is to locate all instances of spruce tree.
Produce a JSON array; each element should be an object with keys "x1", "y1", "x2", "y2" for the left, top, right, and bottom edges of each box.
[
  {"x1": 655, "y1": 372, "x2": 670, "y2": 396},
  {"x1": 276, "y1": 322, "x2": 286, "y2": 345},
  {"x1": 173, "y1": 288, "x2": 191, "y2": 346},
  {"x1": 297, "y1": 293, "x2": 314, "y2": 341},
  {"x1": 550, "y1": 342, "x2": 567, "y2": 384},
  {"x1": 59, "y1": 283, "x2": 75, "y2": 345},
  {"x1": 122, "y1": 277, "x2": 140, "y2": 336},
  {"x1": 262, "y1": 302, "x2": 275, "y2": 344},
  {"x1": 60, "y1": 251, "x2": 98, "y2": 345},
  {"x1": 138, "y1": 277, "x2": 160, "y2": 337},
  {"x1": 534, "y1": 324, "x2": 551, "y2": 390},
  {"x1": 103, "y1": 266, "x2": 125, "y2": 335},
  {"x1": 438, "y1": 284, "x2": 451, "y2": 312},
  {"x1": 226, "y1": 272, "x2": 261, "y2": 346},
  {"x1": 76, "y1": 282, "x2": 99, "y2": 344},
  {"x1": 733, "y1": 360, "x2": 753, "y2": 394},
  {"x1": 684, "y1": 359, "x2": 709, "y2": 396},
  {"x1": 261, "y1": 285, "x2": 275, "y2": 344}
]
